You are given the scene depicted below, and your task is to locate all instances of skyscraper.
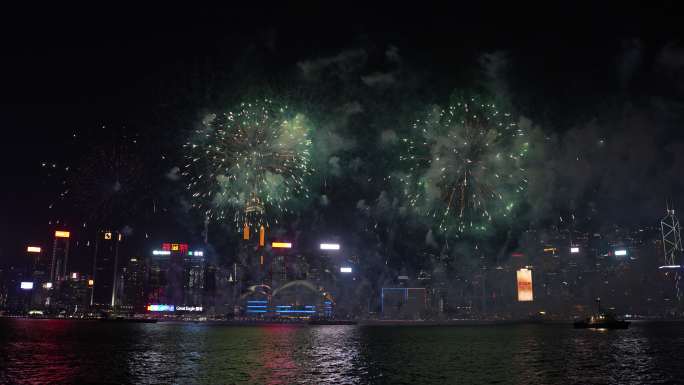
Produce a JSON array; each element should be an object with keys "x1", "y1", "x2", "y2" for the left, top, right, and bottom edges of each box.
[
  {"x1": 27, "y1": 246, "x2": 47, "y2": 279},
  {"x1": 166, "y1": 243, "x2": 187, "y2": 306},
  {"x1": 184, "y1": 251, "x2": 205, "y2": 307},
  {"x1": 122, "y1": 257, "x2": 148, "y2": 313},
  {"x1": 147, "y1": 256, "x2": 167, "y2": 305},
  {"x1": 51, "y1": 231, "x2": 70, "y2": 282},
  {"x1": 91, "y1": 230, "x2": 121, "y2": 308},
  {"x1": 27, "y1": 245, "x2": 48, "y2": 308}
]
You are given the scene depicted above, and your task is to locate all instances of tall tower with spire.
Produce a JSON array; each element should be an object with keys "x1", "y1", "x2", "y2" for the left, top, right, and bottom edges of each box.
[
  {"x1": 660, "y1": 203, "x2": 683, "y2": 301},
  {"x1": 661, "y1": 204, "x2": 682, "y2": 266}
]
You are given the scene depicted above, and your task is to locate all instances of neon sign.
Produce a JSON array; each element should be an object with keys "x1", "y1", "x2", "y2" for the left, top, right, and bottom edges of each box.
[
  {"x1": 176, "y1": 306, "x2": 203, "y2": 311},
  {"x1": 162, "y1": 243, "x2": 188, "y2": 253},
  {"x1": 147, "y1": 304, "x2": 175, "y2": 312}
]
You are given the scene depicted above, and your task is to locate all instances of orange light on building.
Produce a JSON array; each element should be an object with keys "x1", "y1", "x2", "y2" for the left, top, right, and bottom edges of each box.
[
  {"x1": 243, "y1": 223, "x2": 250, "y2": 240},
  {"x1": 259, "y1": 225, "x2": 265, "y2": 247},
  {"x1": 27, "y1": 246, "x2": 41, "y2": 253},
  {"x1": 271, "y1": 242, "x2": 292, "y2": 249},
  {"x1": 88, "y1": 279, "x2": 94, "y2": 286},
  {"x1": 55, "y1": 231, "x2": 70, "y2": 238},
  {"x1": 517, "y1": 268, "x2": 533, "y2": 302},
  {"x1": 260, "y1": 255, "x2": 264, "y2": 265},
  {"x1": 543, "y1": 247, "x2": 557, "y2": 253},
  {"x1": 171, "y1": 243, "x2": 179, "y2": 251},
  {"x1": 104, "y1": 232, "x2": 112, "y2": 240}
]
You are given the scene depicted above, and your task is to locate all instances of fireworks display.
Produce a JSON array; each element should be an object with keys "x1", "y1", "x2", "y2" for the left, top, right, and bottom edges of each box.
[
  {"x1": 399, "y1": 96, "x2": 528, "y2": 235},
  {"x1": 183, "y1": 99, "x2": 313, "y2": 232},
  {"x1": 42, "y1": 129, "x2": 151, "y2": 230}
]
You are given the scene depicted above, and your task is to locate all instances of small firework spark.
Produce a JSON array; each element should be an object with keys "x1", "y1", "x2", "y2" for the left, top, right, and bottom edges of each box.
[
  {"x1": 42, "y1": 128, "x2": 151, "y2": 230},
  {"x1": 399, "y1": 96, "x2": 528, "y2": 235},
  {"x1": 183, "y1": 98, "x2": 313, "y2": 231}
]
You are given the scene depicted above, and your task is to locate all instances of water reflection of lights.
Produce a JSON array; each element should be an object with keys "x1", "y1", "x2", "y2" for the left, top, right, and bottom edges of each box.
[
  {"x1": 607, "y1": 335, "x2": 655, "y2": 383},
  {"x1": 128, "y1": 322, "x2": 206, "y2": 383},
  {"x1": 5, "y1": 320, "x2": 79, "y2": 383},
  {"x1": 247, "y1": 325, "x2": 363, "y2": 384},
  {"x1": 251, "y1": 325, "x2": 301, "y2": 385},
  {"x1": 3, "y1": 321, "x2": 680, "y2": 384},
  {"x1": 305, "y1": 326, "x2": 363, "y2": 384}
]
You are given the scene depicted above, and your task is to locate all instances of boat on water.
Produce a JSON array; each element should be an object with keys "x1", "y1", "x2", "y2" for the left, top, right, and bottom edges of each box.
[
  {"x1": 574, "y1": 314, "x2": 629, "y2": 329},
  {"x1": 573, "y1": 298, "x2": 629, "y2": 329}
]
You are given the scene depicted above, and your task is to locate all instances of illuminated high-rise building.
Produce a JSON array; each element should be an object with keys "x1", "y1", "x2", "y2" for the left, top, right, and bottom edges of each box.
[
  {"x1": 271, "y1": 255, "x2": 287, "y2": 288},
  {"x1": 267, "y1": 241, "x2": 293, "y2": 289},
  {"x1": 122, "y1": 257, "x2": 148, "y2": 313},
  {"x1": 147, "y1": 257, "x2": 167, "y2": 305},
  {"x1": 50, "y1": 231, "x2": 71, "y2": 282},
  {"x1": 145, "y1": 243, "x2": 208, "y2": 307},
  {"x1": 166, "y1": 243, "x2": 187, "y2": 306},
  {"x1": 204, "y1": 264, "x2": 217, "y2": 306},
  {"x1": 91, "y1": 230, "x2": 122, "y2": 307},
  {"x1": 27, "y1": 245, "x2": 48, "y2": 307},
  {"x1": 26, "y1": 246, "x2": 47, "y2": 278},
  {"x1": 184, "y1": 251, "x2": 206, "y2": 306}
]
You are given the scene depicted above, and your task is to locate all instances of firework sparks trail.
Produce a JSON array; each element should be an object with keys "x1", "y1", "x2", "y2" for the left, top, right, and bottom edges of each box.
[
  {"x1": 399, "y1": 96, "x2": 528, "y2": 235},
  {"x1": 183, "y1": 99, "x2": 313, "y2": 231},
  {"x1": 42, "y1": 129, "x2": 150, "y2": 230}
]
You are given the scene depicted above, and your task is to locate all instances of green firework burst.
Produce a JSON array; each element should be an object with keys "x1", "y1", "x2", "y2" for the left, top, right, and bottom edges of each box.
[
  {"x1": 183, "y1": 99, "x2": 313, "y2": 231},
  {"x1": 399, "y1": 95, "x2": 528, "y2": 235}
]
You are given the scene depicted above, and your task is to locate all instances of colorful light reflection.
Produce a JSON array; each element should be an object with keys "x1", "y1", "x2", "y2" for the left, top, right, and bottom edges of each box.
[{"x1": 147, "y1": 304, "x2": 175, "y2": 312}]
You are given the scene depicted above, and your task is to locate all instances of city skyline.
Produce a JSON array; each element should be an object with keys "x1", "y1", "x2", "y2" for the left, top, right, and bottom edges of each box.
[
  {"x1": 1, "y1": 218, "x2": 679, "y2": 318},
  {"x1": 1, "y1": 4, "x2": 683, "y2": 320}
]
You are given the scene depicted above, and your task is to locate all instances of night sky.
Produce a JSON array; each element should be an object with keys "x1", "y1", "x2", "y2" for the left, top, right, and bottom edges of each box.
[{"x1": 1, "y1": 3, "x2": 682, "y2": 265}]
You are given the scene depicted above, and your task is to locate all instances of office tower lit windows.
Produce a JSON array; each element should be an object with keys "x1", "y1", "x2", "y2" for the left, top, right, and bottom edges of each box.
[
  {"x1": 91, "y1": 230, "x2": 121, "y2": 307},
  {"x1": 51, "y1": 231, "x2": 70, "y2": 282}
]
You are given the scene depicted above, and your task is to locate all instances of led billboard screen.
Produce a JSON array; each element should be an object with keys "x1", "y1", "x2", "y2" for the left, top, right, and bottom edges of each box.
[
  {"x1": 516, "y1": 269, "x2": 533, "y2": 302},
  {"x1": 147, "y1": 304, "x2": 175, "y2": 312},
  {"x1": 320, "y1": 243, "x2": 340, "y2": 250}
]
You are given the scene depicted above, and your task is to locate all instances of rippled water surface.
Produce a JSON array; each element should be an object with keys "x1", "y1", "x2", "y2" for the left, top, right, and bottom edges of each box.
[{"x1": 1, "y1": 319, "x2": 684, "y2": 384}]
